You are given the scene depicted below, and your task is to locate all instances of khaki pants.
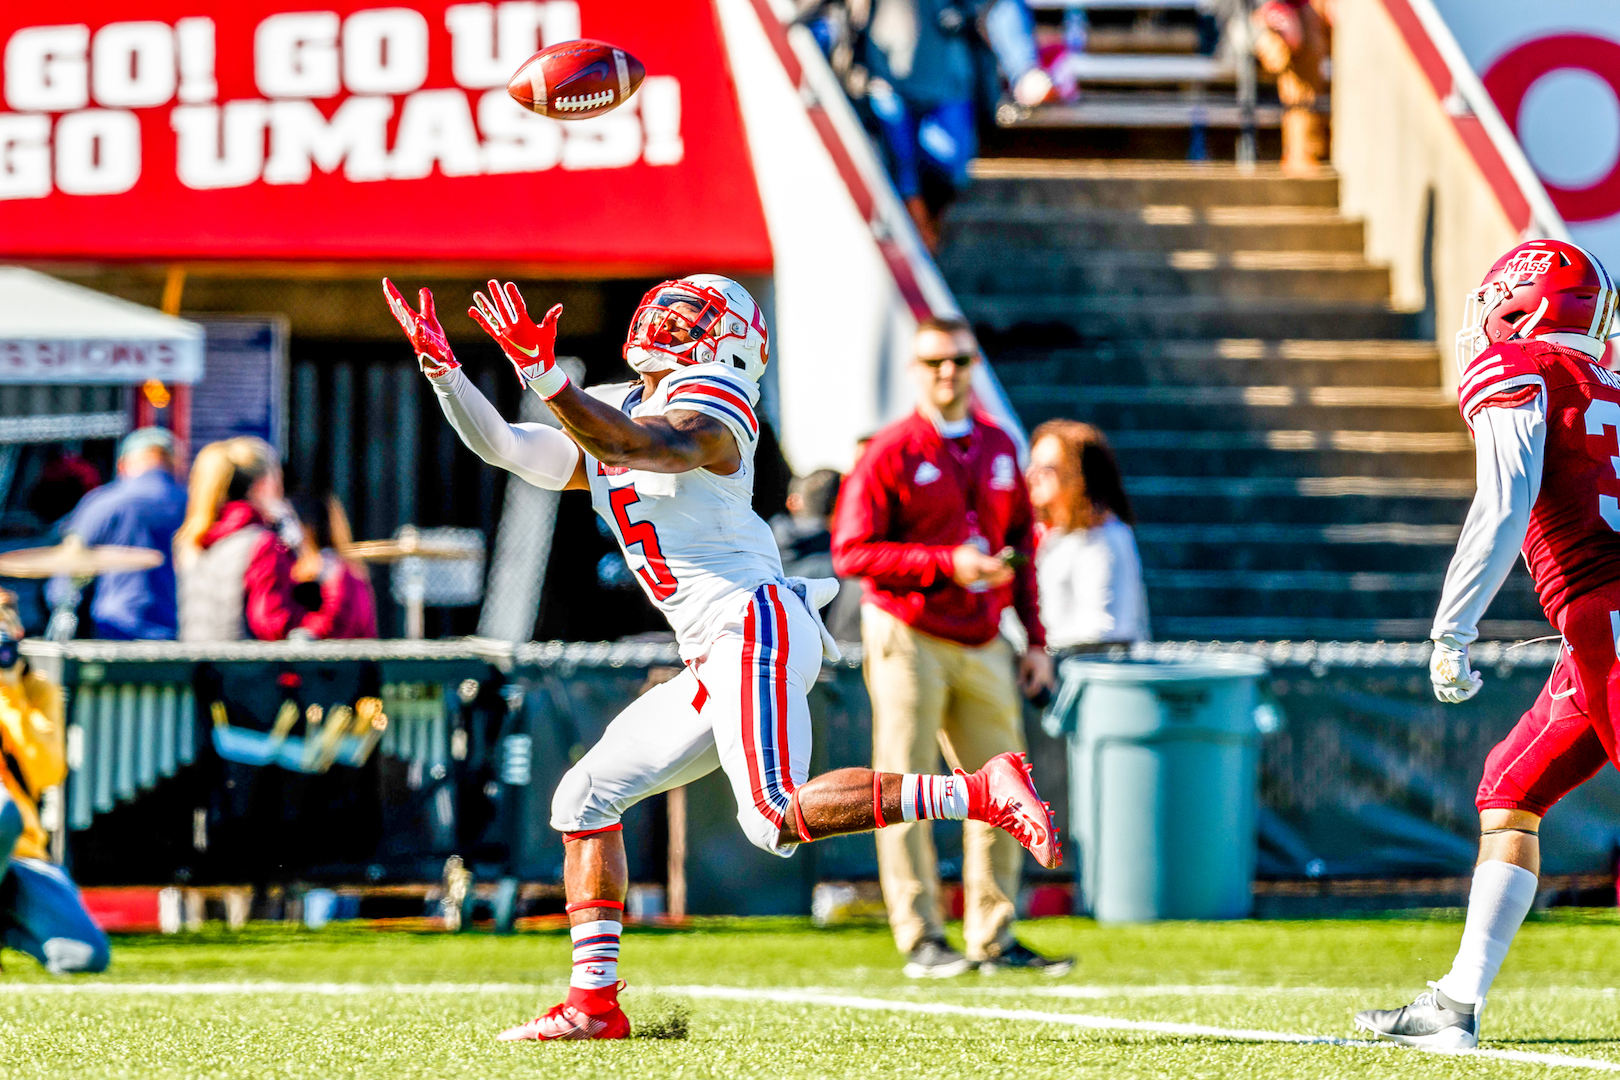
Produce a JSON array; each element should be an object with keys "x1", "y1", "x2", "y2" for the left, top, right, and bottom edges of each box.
[{"x1": 863, "y1": 605, "x2": 1025, "y2": 960}]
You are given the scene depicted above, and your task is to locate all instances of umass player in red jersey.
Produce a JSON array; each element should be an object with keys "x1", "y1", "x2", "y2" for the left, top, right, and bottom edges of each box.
[{"x1": 1357, "y1": 240, "x2": 1620, "y2": 1049}]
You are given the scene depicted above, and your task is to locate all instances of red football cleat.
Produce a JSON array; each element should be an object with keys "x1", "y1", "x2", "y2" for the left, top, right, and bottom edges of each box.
[
  {"x1": 959, "y1": 752, "x2": 1061, "y2": 869},
  {"x1": 496, "y1": 1001, "x2": 631, "y2": 1042}
]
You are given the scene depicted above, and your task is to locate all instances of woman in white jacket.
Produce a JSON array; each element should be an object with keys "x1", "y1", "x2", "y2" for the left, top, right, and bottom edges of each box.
[{"x1": 1025, "y1": 420, "x2": 1149, "y2": 649}]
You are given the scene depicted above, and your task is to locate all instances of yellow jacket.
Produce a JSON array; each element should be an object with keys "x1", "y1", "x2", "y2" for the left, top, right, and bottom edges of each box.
[{"x1": 0, "y1": 672, "x2": 65, "y2": 862}]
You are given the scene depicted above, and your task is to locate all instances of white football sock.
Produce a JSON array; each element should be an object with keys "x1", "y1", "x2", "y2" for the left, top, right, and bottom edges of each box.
[
  {"x1": 900, "y1": 774, "x2": 969, "y2": 822},
  {"x1": 569, "y1": 920, "x2": 621, "y2": 990},
  {"x1": 1435, "y1": 861, "x2": 1538, "y2": 1006}
]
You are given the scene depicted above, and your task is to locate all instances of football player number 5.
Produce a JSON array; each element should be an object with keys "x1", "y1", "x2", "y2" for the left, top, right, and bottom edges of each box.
[
  {"x1": 609, "y1": 486, "x2": 678, "y2": 600},
  {"x1": 1585, "y1": 399, "x2": 1620, "y2": 531}
]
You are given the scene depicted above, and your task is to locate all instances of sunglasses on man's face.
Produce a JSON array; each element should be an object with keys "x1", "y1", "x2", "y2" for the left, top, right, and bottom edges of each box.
[{"x1": 917, "y1": 353, "x2": 976, "y2": 370}]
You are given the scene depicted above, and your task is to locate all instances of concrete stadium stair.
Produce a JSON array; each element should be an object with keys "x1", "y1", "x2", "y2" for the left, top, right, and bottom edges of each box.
[{"x1": 945, "y1": 160, "x2": 1548, "y2": 641}]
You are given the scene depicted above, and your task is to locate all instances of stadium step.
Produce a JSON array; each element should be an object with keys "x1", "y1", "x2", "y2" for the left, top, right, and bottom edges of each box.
[
  {"x1": 967, "y1": 160, "x2": 1341, "y2": 208},
  {"x1": 992, "y1": 340, "x2": 1445, "y2": 388},
  {"x1": 964, "y1": 296, "x2": 1424, "y2": 340},
  {"x1": 941, "y1": 249, "x2": 1391, "y2": 303},
  {"x1": 1011, "y1": 394, "x2": 1464, "y2": 435},
  {"x1": 1109, "y1": 441, "x2": 1472, "y2": 481},
  {"x1": 1140, "y1": 580, "x2": 1538, "y2": 622},
  {"x1": 942, "y1": 205, "x2": 1367, "y2": 254},
  {"x1": 949, "y1": 159, "x2": 1498, "y2": 641}
]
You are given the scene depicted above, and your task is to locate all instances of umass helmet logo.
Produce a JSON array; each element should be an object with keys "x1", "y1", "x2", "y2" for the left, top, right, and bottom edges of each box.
[{"x1": 1503, "y1": 250, "x2": 1557, "y2": 279}]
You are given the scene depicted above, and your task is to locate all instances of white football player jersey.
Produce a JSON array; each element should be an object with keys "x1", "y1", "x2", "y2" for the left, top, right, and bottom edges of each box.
[{"x1": 583, "y1": 363, "x2": 785, "y2": 657}]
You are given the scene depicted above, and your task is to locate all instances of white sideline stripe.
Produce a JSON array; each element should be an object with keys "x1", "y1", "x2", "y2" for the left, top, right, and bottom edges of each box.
[
  {"x1": 665, "y1": 987, "x2": 1620, "y2": 1072},
  {"x1": 981, "y1": 984, "x2": 1342, "y2": 998},
  {"x1": 6, "y1": 981, "x2": 1619, "y2": 1072}
]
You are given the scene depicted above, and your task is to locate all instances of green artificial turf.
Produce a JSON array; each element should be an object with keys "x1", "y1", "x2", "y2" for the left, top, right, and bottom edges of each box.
[{"x1": 7, "y1": 913, "x2": 1620, "y2": 1078}]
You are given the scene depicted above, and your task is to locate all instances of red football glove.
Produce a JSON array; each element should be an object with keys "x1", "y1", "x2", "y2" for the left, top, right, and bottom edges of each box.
[
  {"x1": 468, "y1": 280, "x2": 569, "y2": 399},
  {"x1": 383, "y1": 278, "x2": 458, "y2": 378}
]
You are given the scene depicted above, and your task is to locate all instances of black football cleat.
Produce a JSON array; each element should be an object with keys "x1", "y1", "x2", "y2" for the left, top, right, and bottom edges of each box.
[{"x1": 978, "y1": 941, "x2": 1075, "y2": 976}]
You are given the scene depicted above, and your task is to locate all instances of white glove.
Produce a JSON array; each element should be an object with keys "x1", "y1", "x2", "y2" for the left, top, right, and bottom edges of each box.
[{"x1": 1431, "y1": 636, "x2": 1483, "y2": 703}]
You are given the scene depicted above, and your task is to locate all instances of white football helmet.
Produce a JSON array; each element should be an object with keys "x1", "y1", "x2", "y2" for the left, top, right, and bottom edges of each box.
[{"x1": 623, "y1": 274, "x2": 769, "y2": 382}]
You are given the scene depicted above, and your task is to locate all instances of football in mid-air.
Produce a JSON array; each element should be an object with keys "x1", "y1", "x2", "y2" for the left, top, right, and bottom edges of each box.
[{"x1": 508, "y1": 40, "x2": 646, "y2": 120}]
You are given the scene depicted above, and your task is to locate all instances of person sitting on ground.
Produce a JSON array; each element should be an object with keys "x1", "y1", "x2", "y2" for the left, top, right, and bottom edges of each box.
[
  {"x1": 174, "y1": 438, "x2": 314, "y2": 642},
  {"x1": 1026, "y1": 420, "x2": 1149, "y2": 650},
  {"x1": 0, "y1": 590, "x2": 109, "y2": 973},
  {"x1": 59, "y1": 427, "x2": 187, "y2": 640},
  {"x1": 289, "y1": 492, "x2": 377, "y2": 640}
]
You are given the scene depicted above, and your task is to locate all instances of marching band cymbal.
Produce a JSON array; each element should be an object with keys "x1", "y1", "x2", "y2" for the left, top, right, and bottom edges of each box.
[{"x1": 0, "y1": 537, "x2": 163, "y2": 578}]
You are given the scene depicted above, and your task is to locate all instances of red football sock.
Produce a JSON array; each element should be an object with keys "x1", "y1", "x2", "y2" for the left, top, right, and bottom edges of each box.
[
  {"x1": 565, "y1": 982, "x2": 621, "y2": 1016},
  {"x1": 958, "y1": 767, "x2": 989, "y2": 819}
]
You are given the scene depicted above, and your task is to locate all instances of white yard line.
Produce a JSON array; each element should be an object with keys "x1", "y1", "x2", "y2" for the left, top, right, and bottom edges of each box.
[
  {"x1": 666, "y1": 986, "x2": 1620, "y2": 1072},
  {"x1": 968, "y1": 984, "x2": 1345, "y2": 998},
  {"x1": 3, "y1": 980, "x2": 1618, "y2": 1072}
]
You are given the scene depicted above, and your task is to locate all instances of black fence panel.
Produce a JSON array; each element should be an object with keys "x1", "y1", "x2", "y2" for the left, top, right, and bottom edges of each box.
[{"x1": 30, "y1": 639, "x2": 1620, "y2": 914}]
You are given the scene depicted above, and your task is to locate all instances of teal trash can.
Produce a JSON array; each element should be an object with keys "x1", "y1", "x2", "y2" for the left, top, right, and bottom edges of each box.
[{"x1": 1045, "y1": 655, "x2": 1268, "y2": 922}]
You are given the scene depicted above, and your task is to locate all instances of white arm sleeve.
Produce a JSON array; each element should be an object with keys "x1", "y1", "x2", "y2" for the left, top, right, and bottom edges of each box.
[
  {"x1": 428, "y1": 367, "x2": 580, "y2": 490},
  {"x1": 1430, "y1": 394, "x2": 1547, "y2": 646}
]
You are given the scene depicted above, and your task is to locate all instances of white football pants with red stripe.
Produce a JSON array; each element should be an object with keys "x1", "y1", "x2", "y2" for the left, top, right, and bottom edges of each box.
[{"x1": 550, "y1": 582, "x2": 821, "y2": 855}]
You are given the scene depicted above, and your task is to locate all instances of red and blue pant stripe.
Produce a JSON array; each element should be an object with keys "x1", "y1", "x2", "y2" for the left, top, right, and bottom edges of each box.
[{"x1": 741, "y1": 584, "x2": 795, "y2": 828}]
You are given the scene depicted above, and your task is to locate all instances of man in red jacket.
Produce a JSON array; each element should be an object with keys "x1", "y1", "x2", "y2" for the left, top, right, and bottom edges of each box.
[{"x1": 832, "y1": 316, "x2": 1066, "y2": 977}]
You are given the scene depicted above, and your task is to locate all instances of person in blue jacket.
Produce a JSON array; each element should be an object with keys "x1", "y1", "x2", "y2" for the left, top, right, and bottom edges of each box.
[{"x1": 62, "y1": 428, "x2": 187, "y2": 640}]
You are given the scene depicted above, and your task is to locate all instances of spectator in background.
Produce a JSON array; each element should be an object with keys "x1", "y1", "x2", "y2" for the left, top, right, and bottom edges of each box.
[
  {"x1": 833, "y1": 315, "x2": 1066, "y2": 978},
  {"x1": 863, "y1": 0, "x2": 983, "y2": 251},
  {"x1": 774, "y1": 469, "x2": 863, "y2": 642},
  {"x1": 1253, "y1": 0, "x2": 1333, "y2": 176},
  {"x1": 24, "y1": 454, "x2": 105, "y2": 640},
  {"x1": 801, "y1": 0, "x2": 1049, "y2": 249},
  {"x1": 59, "y1": 428, "x2": 186, "y2": 640},
  {"x1": 289, "y1": 492, "x2": 377, "y2": 640},
  {"x1": 1027, "y1": 420, "x2": 1149, "y2": 650},
  {"x1": 174, "y1": 438, "x2": 313, "y2": 642},
  {"x1": 0, "y1": 589, "x2": 108, "y2": 973},
  {"x1": 972, "y1": 0, "x2": 1056, "y2": 113},
  {"x1": 25, "y1": 454, "x2": 100, "y2": 534}
]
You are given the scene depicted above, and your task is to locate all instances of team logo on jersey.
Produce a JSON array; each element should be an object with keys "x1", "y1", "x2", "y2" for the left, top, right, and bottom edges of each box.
[
  {"x1": 991, "y1": 454, "x2": 1017, "y2": 491},
  {"x1": 1503, "y1": 251, "x2": 1556, "y2": 279},
  {"x1": 914, "y1": 461, "x2": 942, "y2": 485}
]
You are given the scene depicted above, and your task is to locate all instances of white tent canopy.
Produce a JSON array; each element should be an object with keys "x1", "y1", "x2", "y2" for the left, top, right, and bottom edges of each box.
[{"x1": 0, "y1": 268, "x2": 203, "y2": 385}]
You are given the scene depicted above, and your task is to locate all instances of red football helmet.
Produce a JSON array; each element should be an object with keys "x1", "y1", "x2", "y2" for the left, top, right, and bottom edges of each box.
[{"x1": 1457, "y1": 239, "x2": 1618, "y2": 372}]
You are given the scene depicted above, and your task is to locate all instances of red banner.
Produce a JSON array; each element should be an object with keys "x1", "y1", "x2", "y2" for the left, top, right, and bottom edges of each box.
[{"x1": 0, "y1": 1, "x2": 772, "y2": 273}]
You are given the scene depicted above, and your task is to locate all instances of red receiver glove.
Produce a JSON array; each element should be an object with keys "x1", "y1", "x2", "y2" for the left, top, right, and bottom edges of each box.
[
  {"x1": 383, "y1": 278, "x2": 458, "y2": 378},
  {"x1": 468, "y1": 280, "x2": 569, "y2": 399}
]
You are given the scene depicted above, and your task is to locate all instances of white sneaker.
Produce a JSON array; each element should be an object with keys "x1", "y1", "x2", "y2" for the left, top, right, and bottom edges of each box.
[{"x1": 1355, "y1": 983, "x2": 1479, "y2": 1049}]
